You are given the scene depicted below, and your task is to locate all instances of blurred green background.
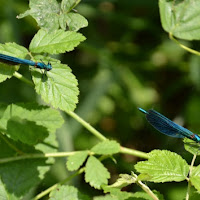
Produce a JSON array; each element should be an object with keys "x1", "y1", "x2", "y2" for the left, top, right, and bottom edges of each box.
[{"x1": 1, "y1": 0, "x2": 200, "y2": 199}]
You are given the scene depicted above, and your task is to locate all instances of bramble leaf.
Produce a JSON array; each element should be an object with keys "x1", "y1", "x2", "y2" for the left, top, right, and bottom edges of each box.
[
  {"x1": 29, "y1": 29, "x2": 86, "y2": 54},
  {"x1": 61, "y1": 0, "x2": 80, "y2": 12},
  {"x1": 59, "y1": 13, "x2": 88, "y2": 31},
  {"x1": 7, "y1": 117, "x2": 48, "y2": 145},
  {"x1": 49, "y1": 185, "x2": 77, "y2": 200},
  {"x1": 17, "y1": 0, "x2": 60, "y2": 31},
  {"x1": 67, "y1": 151, "x2": 88, "y2": 171},
  {"x1": 191, "y1": 165, "x2": 200, "y2": 192},
  {"x1": 91, "y1": 140, "x2": 120, "y2": 155},
  {"x1": 159, "y1": 0, "x2": 200, "y2": 40},
  {"x1": 0, "y1": 103, "x2": 64, "y2": 134},
  {"x1": 135, "y1": 150, "x2": 189, "y2": 182},
  {"x1": 106, "y1": 174, "x2": 136, "y2": 189},
  {"x1": 18, "y1": 0, "x2": 85, "y2": 31},
  {"x1": 49, "y1": 185, "x2": 90, "y2": 200},
  {"x1": 32, "y1": 63, "x2": 79, "y2": 112},
  {"x1": 184, "y1": 138, "x2": 200, "y2": 155},
  {"x1": 85, "y1": 156, "x2": 110, "y2": 189},
  {"x1": 0, "y1": 43, "x2": 28, "y2": 83},
  {"x1": 0, "y1": 179, "x2": 7, "y2": 200},
  {"x1": 0, "y1": 159, "x2": 49, "y2": 198}
]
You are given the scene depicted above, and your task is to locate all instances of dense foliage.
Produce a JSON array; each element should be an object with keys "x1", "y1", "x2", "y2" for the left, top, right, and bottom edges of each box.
[{"x1": 1, "y1": 0, "x2": 200, "y2": 199}]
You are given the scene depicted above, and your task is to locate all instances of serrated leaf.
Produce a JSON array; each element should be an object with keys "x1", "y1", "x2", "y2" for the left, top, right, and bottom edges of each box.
[
  {"x1": 191, "y1": 165, "x2": 200, "y2": 192},
  {"x1": 106, "y1": 174, "x2": 136, "y2": 189},
  {"x1": 0, "y1": 43, "x2": 28, "y2": 83},
  {"x1": 0, "y1": 159, "x2": 49, "y2": 197},
  {"x1": 132, "y1": 191, "x2": 164, "y2": 200},
  {"x1": 59, "y1": 13, "x2": 88, "y2": 31},
  {"x1": 29, "y1": 29, "x2": 86, "y2": 54},
  {"x1": 102, "y1": 187, "x2": 134, "y2": 200},
  {"x1": 91, "y1": 140, "x2": 120, "y2": 155},
  {"x1": 67, "y1": 151, "x2": 88, "y2": 171},
  {"x1": 159, "y1": 0, "x2": 200, "y2": 40},
  {"x1": 0, "y1": 103, "x2": 64, "y2": 133},
  {"x1": 0, "y1": 63, "x2": 16, "y2": 83},
  {"x1": 0, "y1": 132, "x2": 56, "y2": 198},
  {"x1": 6, "y1": 117, "x2": 48, "y2": 145},
  {"x1": 17, "y1": 0, "x2": 60, "y2": 31},
  {"x1": 0, "y1": 179, "x2": 7, "y2": 200},
  {"x1": 0, "y1": 133, "x2": 37, "y2": 158},
  {"x1": 61, "y1": 0, "x2": 81, "y2": 12},
  {"x1": 17, "y1": 0, "x2": 85, "y2": 31},
  {"x1": 135, "y1": 150, "x2": 189, "y2": 183},
  {"x1": 137, "y1": 173, "x2": 152, "y2": 181},
  {"x1": 0, "y1": 126, "x2": 57, "y2": 160},
  {"x1": 85, "y1": 156, "x2": 110, "y2": 189},
  {"x1": 93, "y1": 195, "x2": 116, "y2": 200},
  {"x1": 49, "y1": 185, "x2": 89, "y2": 200},
  {"x1": 0, "y1": 43, "x2": 28, "y2": 58},
  {"x1": 32, "y1": 63, "x2": 79, "y2": 112},
  {"x1": 184, "y1": 138, "x2": 200, "y2": 155},
  {"x1": 49, "y1": 185, "x2": 78, "y2": 200}
]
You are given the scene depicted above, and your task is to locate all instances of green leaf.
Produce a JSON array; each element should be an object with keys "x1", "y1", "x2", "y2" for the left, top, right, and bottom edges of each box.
[
  {"x1": 61, "y1": 0, "x2": 81, "y2": 12},
  {"x1": 135, "y1": 150, "x2": 189, "y2": 183},
  {"x1": 0, "y1": 103, "x2": 7, "y2": 119},
  {"x1": 0, "y1": 125, "x2": 57, "y2": 159},
  {"x1": 7, "y1": 117, "x2": 48, "y2": 145},
  {"x1": 0, "y1": 179, "x2": 7, "y2": 200},
  {"x1": 66, "y1": 151, "x2": 88, "y2": 171},
  {"x1": 159, "y1": 0, "x2": 200, "y2": 40},
  {"x1": 0, "y1": 43, "x2": 28, "y2": 83},
  {"x1": 0, "y1": 43, "x2": 28, "y2": 58},
  {"x1": 59, "y1": 13, "x2": 88, "y2": 31},
  {"x1": 29, "y1": 29, "x2": 86, "y2": 54},
  {"x1": 106, "y1": 174, "x2": 136, "y2": 189},
  {"x1": 0, "y1": 127, "x2": 56, "y2": 198},
  {"x1": 17, "y1": 0, "x2": 60, "y2": 31},
  {"x1": 32, "y1": 63, "x2": 79, "y2": 112},
  {"x1": 85, "y1": 156, "x2": 110, "y2": 189},
  {"x1": 49, "y1": 185, "x2": 89, "y2": 200},
  {"x1": 0, "y1": 133, "x2": 36, "y2": 158},
  {"x1": 93, "y1": 195, "x2": 116, "y2": 200},
  {"x1": 91, "y1": 140, "x2": 120, "y2": 155},
  {"x1": 102, "y1": 187, "x2": 134, "y2": 200},
  {"x1": 17, "y1": 0, "x2": 86, "y2": 31},
  {"x1": 0, "y1": 159, "x2": 50, "y2": 198},
  {"x1": 132, "y1": 191, "x2": 164, "y2": 200},
  {"x1": 191, "y1": 165, "x2": 200, "y2": 192},
  {"x1": 0, "y1": 103, "x2": 64, "y2": 133},
  {"x1": 49, "y1": 185, "x2": 78, "y2": 200},
  {"x1": 184, "y1": 138, "x2": 200, "y2": 155}
]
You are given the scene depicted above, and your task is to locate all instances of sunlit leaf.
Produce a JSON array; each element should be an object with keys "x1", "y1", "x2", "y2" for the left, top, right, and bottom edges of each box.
[
  {"x1": 29, "y1": 29, "x2": 86, "y2": 54},
  {"x1": 135, "y1": 150, "x2": 189, "y2": 182}
]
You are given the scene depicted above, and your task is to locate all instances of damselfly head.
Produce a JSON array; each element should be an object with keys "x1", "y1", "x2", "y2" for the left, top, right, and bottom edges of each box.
[{"x1": 46, "y1": 62, "x2": 52, "y2": 71}]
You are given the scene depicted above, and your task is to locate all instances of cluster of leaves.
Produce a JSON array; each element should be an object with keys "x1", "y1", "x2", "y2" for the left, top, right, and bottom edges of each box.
[
  {"x1": 0, "y1": 29, "x2": 85, "y2": 112},
  {"x1": 159, "y1": 0, "x2": 200, "y2": 40},
  {"x1": 0, "y1": 103, "x2": 64, "y2": 197},
  {"x1": 0, "y1": 0, "x2": 88, "y2": 199},
  {"x1": 1, "y1": 0, "x2": 200, "y2": 199}
]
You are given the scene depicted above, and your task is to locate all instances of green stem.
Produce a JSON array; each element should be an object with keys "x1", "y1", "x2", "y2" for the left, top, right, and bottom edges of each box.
[
  {"x1": 68, "y1": 111, "x2": 148, "y2": 159},
  {"x1": 169, "y1": 33, "x2": 200, "y2": 56},
  {"x1": 13, "y1": 71, "x2": 34, "y2": 86},
  {"x1": 0, "y1": 151, "x2": 78, "y2": 164},
  {"x1": 0, "y1": 133, "x2": 24, "y2": 155},
  {"x1": 132, "y1": 173, "x2": 159, "y2": 200},
  {"x1": 186, "y1": 154, "x2": 197, "y2": 200},
  {"x1": 120, "y1": 146, "x2": 148, "y2": 159},
  {"x1": 33, "y1": 167, "x2": 85, "y2": 200},
  {"x1": 68, "y1": 111, "x2": 107, "y2": 141}
]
